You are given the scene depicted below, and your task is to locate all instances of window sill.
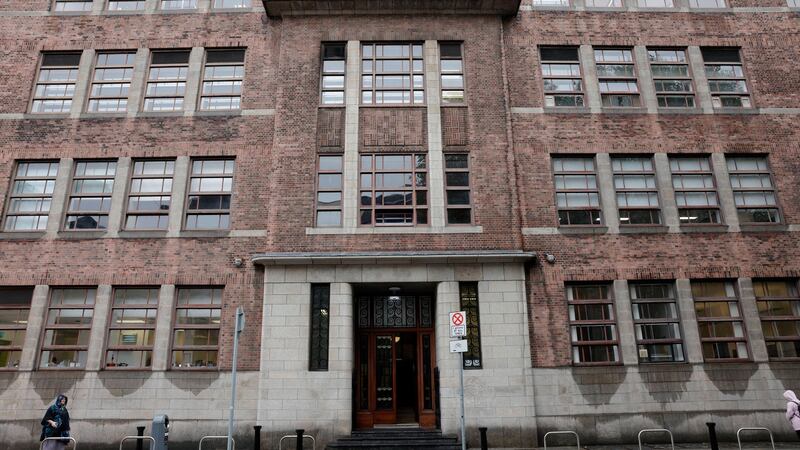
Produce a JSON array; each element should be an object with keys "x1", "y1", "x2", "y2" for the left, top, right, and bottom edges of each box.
[
  {"x1": 739, "y1": 223, "x2": 789, "y2": 233},
  {"x1": 138, "y1": 111, "x2": 185, "y2": 118},
  {"x1": 57, "y1": 230, "x2": 107, "y2": 239},
  {"x1": 210, "y1": 7, "x2": 258, "y2": 13},
  {"x1": 193, "y1": 110, "x2": 242, "y2": 117},
  {"x1": 118, "y1": 230, "x2": 169, "y2": 239},
  {"x1": 180, "y1": 230, "x2": 231, "y2": 238},
  {"x1": 543, "y1": 106, "x2": 590, "y2": 114},
  {"x1": 657, "y1": 107, "x2": 702, "y2": 115},
  {"x1": 441, "y1": 104, "x2": 468, "y2": 109},
  {"x1": 679, "y1": 224, "x2": 729, "y2": 233},
  {"x1": 305, "y1": 226, "x2": 483, "y2": 235},
  {"x1": 23, "y1": 113, "x2": 70, "y2": 120},
  {"x1": 0, "y1": 231, "x2": 46, "y2": 240},
  {"x1": 79, "y1": 112, "x2": 128, "y2": 120},
  {"x1": 358, "y1": 104, "x2": 427, "y2": 109},
  {"x1": 600, "y1": 107, "x2": 648, "y2": 115},
  {"x1": 159, "y1": 9, "x2": 200, "y2": 14},
  {"x1": 618, "y1": 225, "x2": 668, "y2": 234},
  {"x1": 557, "y1": 226, "x2": 608, "y2": 235},
  {"x1": 105, "y1": 10, "x2": 146, "y2": 15},
  {"x1": 713, "y1": 107, "x2": 758, "y2": 115}
]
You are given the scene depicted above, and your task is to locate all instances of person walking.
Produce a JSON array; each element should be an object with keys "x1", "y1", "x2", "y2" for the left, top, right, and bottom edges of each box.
[
  {"x1": 40, "y1": 394, "x2": 70, "y2": 449},
  {"x1": 785, "y1": 390, "x2": 800, "y2": 441}
]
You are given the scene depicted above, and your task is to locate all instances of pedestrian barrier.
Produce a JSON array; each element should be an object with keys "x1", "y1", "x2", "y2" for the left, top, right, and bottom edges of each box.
[
  {"x1": 736, "y1": 427, "x2": 775, "y2": 450},
  {"x1": 637, "y1": 428, "x2": 674, "y2": 450},
  {"x1": 119, "y1": 435, "x2": 155, "y2": 450},
  {"x1": 41, "y1": 437, "x2": 77, "y2": 449},
  {"x1": 199, "y1": 435, "x2": 236, "y2": 449},
  {"x1": 278, "y1": 433, "x2": 316, "y2": 450},
  {"x1": 543, "y1": 430, "x2": 580, "y2": 450}
]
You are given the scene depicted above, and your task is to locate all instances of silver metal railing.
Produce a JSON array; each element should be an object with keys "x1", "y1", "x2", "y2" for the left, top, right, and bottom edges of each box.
[
  {"x1": 41, "y1": 437, "x2": 77, "y2": 449},
  {"x1": 637, "y1": 428, "x2": 674, "y2": 450},
  {"x1": 543, "y1": 430, "x2": 581, "y2": 450},
  {"x1": 199, "y1": 435, "x2": 236, "y2": 449},
  {"x1": 118, "y1": 435, "x2": 155, "y2": 450},
  {"x1": 737, "y1": 427, "x2": 775, "y2": 450},
  {"x1": 278, "y1": 433, "x2": 316, "y2": 450}
]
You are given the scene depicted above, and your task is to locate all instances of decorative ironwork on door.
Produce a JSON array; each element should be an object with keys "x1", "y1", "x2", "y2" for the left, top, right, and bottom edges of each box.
[{"x1": 357, "y1": 296, "x2": 433, "y2": 328}]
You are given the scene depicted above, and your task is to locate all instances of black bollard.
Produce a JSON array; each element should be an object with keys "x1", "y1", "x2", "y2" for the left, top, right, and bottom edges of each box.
[
  {"x1": 706, "y1": 422, "x2": 719, "y2": 450},
  {"x1": 296, "y1": 429, "x2": 304, "y2": 450},
  {"x1": 136, "y1": 426, "x2": 146, "y2": 450},
  {"x1": 253, "y1": 425, "x2": 262, "y2": 450},
  {"x1": 479, "y1": 427, "x2": 488, "y2": 450}
]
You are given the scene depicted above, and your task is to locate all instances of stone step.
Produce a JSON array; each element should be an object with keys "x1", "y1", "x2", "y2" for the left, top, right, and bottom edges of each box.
[{"x1": 326, "y1": 428, "x2": 462, "y2": 450}]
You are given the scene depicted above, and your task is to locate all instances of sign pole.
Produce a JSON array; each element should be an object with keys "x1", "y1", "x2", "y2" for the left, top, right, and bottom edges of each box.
[
  {"x1": 449, "y1": 311, "x2": 468, "y2": 450},
  {"x1": 228, "y1": 306, "x2": 245, "y2": 450},
  {"x1": 459, "y1": 354, "x2": 466, "y2": 450}
]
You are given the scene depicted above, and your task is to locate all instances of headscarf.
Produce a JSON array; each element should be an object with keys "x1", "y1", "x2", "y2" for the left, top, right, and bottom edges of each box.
[
  {"x1": 785, "y1": 390, "x2": 800, "y2": 405},
  {"x1": 54, "y1": 394, "x2": 68, "y2": 408}
]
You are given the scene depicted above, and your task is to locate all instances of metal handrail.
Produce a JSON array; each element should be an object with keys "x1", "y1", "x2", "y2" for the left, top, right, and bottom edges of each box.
[
  {"x1": 543, "y1": 430, "x2": 580, "y2": 450},
  {"x1": 119, "y1": 436, "x2": 154, "y2": 450},
  {"x1": 637, "y1": 428, "x2": 674, "y2": 450},
  {"x1": 199, "y1": 435, "x2": 236, "y2": 449},
  {"x1": 41, "y1": 437, "x2": 77, "y2": 449},
  {"x1": 278, "y1": 434, "x2": 316, "y2": 450},
  {"x1": 736, "y1": 427, "x2": 775, "y2": 450}
]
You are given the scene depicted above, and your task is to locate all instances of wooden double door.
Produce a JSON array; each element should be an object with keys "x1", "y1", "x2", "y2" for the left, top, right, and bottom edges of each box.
[{"x1": 354, "y1": 295, "x2": 437, "y2": 428}]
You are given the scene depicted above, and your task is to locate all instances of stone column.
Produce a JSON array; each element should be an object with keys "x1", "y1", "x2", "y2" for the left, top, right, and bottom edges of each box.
[
  {"x1": 595, "y1": 153, "x2": 619, "y2": 233},
  {"x1": 197, "y1": 0, "x2": 213, "y2": 12},
  {"x1": 653, "y1": 153, "x2": 680, "y2": 231},
  {"x1": 435, "y1": 281, "x2": 461, "y2": 434},
  {"x1": 167, "y1": 156, "x2": 190, "y2": 236},
  {"x1": 613, "y1": 280, "x2": 639, "y2": 365},
  {"x1": 70, "y1": 49, "x2": 95, "y2": 118},
  {"x1": 424, "y1": 40, "x2": 446, "y2": 228},
  {"x1": 127, "y1": 48, "x2": 150, "y2": 117},
  {"x1": 676, "y1": 279, "x2": 703, "y2": 363},
  {"x1": 18, "y1": 285, "x2": 49, "y2": 371},
  {"x1": 91, "y1": 0, "x2": 105, "y2": 14},
  {"x1": 182, "y1": 47, "x2": 205, "y2": 114},
  {"x1": 106, "y1": 157, "x2": 131, "y2": 237},
  {"x1": 687, "y1": 46, "x2": 714, "y2": 114},
  {"x1": 86, "y1": 285, "x2": 112, "y2": 371},
  {"x1": 152, "y1": 285, "x2": 176, "y2": 371},
  {"x1": 633, "y1": 46, "x2": 658, "y2": 113},
  {"x1": 145, "y1": 0, "x2": 159, "y2": 13},
  {"x1": 341, "y1": 41, "x2": 361, "y2": 229},
  {"x1": 45, "y1": 158, "x2": 74, "y2": 237},
  {"x1": 579, "y1": 45, "x2": 602, "y2": 113},
  {"x1": 710, "y1": 153, "x2": 740, "y2": 232},
  {"x1": 737, "y1": 278, "x2": 769, "y2": 362}
]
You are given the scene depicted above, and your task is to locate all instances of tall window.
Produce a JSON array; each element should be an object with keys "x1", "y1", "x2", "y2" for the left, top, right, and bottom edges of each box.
[
  {"x1": 186, "y1": 159, "x2": 235, "y2": 230},
  {"x1": 0, "y1": 288, "x2": 33, "y2": 369},
  {"x1": 444, "y1": 154, "x2": 472, "y2": 225},
  {"x1": 359, "y1": 154, "x2": 428, "y2": 226},
  {"x1": 440, "y1": 42, "x2": 465, "y2": 104},
  {"x1": 459, "y1": 282, "x2": 482, "y2": 369},
  {"x1": 172, "y1": 288, "x2": 222, "y2": 369},
  {"x1": 144, "y1": 50, "x2": 190, "y2": 112},
  {"x1": 125, "y1": 160, "x2": 175, "y2": 230},
  {"x1": 54, "y1": 0, "x2": 93, "y2": 11},
  {"x1": 638, "y1": 0, "x2": 673, "y2": 6},
  {"x1": 106, "y1": 288, "x2": 158, "y2": 369},
  {"x1": 361, "y1": 43, "x2": 424, "y2": 105},
  {"x1": 88, "y1": 52, "x2": 135, "y2": 113},
  {"x1": 316, "y1": 155, "x2": 342, "y2": 227},
  {"x1": 701, "y1": 48, "x2": 751, "y2": 109},
  {"x1": 595, "y1": 48, "x2": 640, "y2": 108},
  {"x1": 630, "y1": 282, "x2": 684, "y2": 363},
  {"x1": 40, "y1": 288, "x2": 95, "y2": 369},
  {"x1": 320, "y1": 43, "x2": 346, "y2": 105},
  {"x1": 689, "y1": 0, "x2": 725, "y2": 7},
  {"x1": 648, "y1": 49, "x2": 695, "y2": 109},
  {"x1": 540, "y1": 47, "x2": 584, "y2": 108},
  {"x1": 65, "y1": 161, "x2": 117, "y2": 230},
  {"x1": 32, "y1": 53, "x2": 81, "y2": 114},
  {"x1": 108, "y1": 0, "x2": 145, "y2": 10},
  {"x1": 309, "y1": 284, "x2": 330, "y2": 371},
  {"x1": 612, "y1": 156, "x2": 661, "y2": 225},
  {"x1": 213, "y1": 0, "x2": 250, "y2": 7},
  {"x1": 754, "y1": 280, "x2": 800, "y2": 360},
  {"x1": 552, "y1": 156, "x2": 601, "y2": 226},
  {"x1": 568, "y1": 284, "x2": 619, "y2": 364},
  {"x1": 200, "y1": 49, "x2": 245, "y2": 111},
  {"x1": 670, "y1": 156, "x2": 721, "y2": 224},
  {"x1": 3, "y1": 161, "x2": 59, "y2": 232},
  {"x1": 692, "y1": 281, "x2": 748, "y2": 361},
  {"x1": 161, "y1": 0, "x2": 197, "y2": 8},
  {"x1": 726, "y1": 155, "x2": 780, "y2": 224}
]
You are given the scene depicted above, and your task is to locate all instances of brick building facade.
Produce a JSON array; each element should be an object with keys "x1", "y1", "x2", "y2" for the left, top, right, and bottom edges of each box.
[{"x1": 0, "y1": 0, "x2": 799, "y2": 448}]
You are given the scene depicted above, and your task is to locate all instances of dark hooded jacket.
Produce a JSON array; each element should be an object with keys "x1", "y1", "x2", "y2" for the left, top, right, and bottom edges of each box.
[{"x1": 40, "y1": 394, "x2": 70, "y2": 442}]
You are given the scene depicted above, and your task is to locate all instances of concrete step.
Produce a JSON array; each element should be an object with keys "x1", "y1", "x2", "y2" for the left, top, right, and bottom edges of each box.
[{"x1": 326, "y1": 428, "x2": 462, "y2": 450}]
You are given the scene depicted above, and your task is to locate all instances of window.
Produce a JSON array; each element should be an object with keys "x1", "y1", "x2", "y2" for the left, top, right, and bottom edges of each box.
[
  {"x1": 125, "y1": 160, "x2": 175, "y2": 230},
  {"x1": 791, "y1": 0, "x2": 800, "y2": 7},
  {"x1": 459, "y1": 282, "x2": 482, "y2": 369},
  {"x1": 186, "y1": 159, "x2": 235, "y2": 230},
  {"x1": 361, "y1": 43, "x2": 424, "y2": 105},
  {"x1": 200, "y1": 49, "x2": 245, "y2": 111},
  {"x1": 532, "y1": 0, "x2": 569, "y2": 4},
  {"x1": 540, "y1": 47, "x2": 584, "y2": 108},
  {"x1": 65, "y1": 161, "x2": 117, "y2": 230},
  {"x1": 586, "y1": 0, "x2": 622, "y2": 6},
  {"x1": 106, "y1": 288, "x2": 158, "y2": 369},
  {"x1": 630, "y1": 282, "x2": 684, "y2": 363},
  {"x1": 755, "y1": 280, "x2": 800, "y2": 360},
  {"x1": 213, "y1": 0, "x2": 251, "y2": 7},
  {"x1": 172, "y1": 288, "x2": 222, "y2": 369},
  {"x1": 40, "y1": 288, "x2": 95, "y2": 369},
  {"x1": 440, "y1": 42, "x2": 465, "y2": 104},
  {"x1": 568, "y1": 284, "x2": 619, "y2": 364},
  {"x1": 360, "y1": 154, "x2": 428, "y2": 226},
  {"x1": 162, "y1": 0, "x2": 197, "y2": 8},
  {"x1": 638, "y1": 0, "x2": 673, "y2": 6},
  {"x1": 612, "y1": 156, "x2": 661, "y2": 225},
  {"x1": 444, "y1": 154, "x2": 472, "y2": 225},
  {"x1": 726, "y1": 155, "x2": 780, "y2": 224},
  {"x1": 108, "y1": 0, "x2": 145, "y2": 10},
  {"x1": 320, "y1": 43, "x2": 346, "y2": 105},
  {"x1": 309, "y1": 284, "x2": 330, "y2": 371},
  {"x1": 594, "y1": 48, "x2": 640, "y2": 107},
  {"x1": 648, "y1": 49, "x2": 695, "y2": 109},
  {"x1": 689, "y1": 0, "x2": 725, "y2": 7},
  {"x1": 552, "y1": 156, "x2": 601, "y2": 226},
  {"x1": 144, "y1": 50, "x2": 190, "y2": 112},
  {"x1": 670, "y1": 156, "x2": 721, "y2": 224},
  {"x1": 0, "y1": 288, "x2": 33, "y2": 369},
  {"x1": 701, "y1": 48, "x2": 751, "y2": 109},
  {"x1": 32, "y1": 53, "x2": 81, "y2": 114},
  {"x1": 316, "y1": 155, "x2": 342, "y2": 227},
  {"x1": 3, "y1": 161, "x2": 59, "y2": 232},
  {"x1": 88, "y1": 52, "x2": 135, "y2": 113},
  {"x1": 692, "y1": 281, "x2": 748, "y2": 360},
  {"x1": 54, "y1": 0, "x2": 93, "y2": 11}
]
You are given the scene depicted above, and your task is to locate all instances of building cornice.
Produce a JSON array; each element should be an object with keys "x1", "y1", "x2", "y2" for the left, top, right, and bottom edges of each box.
[{"x1": 251, "y1": 250, "x2": 536, "y2": 265}]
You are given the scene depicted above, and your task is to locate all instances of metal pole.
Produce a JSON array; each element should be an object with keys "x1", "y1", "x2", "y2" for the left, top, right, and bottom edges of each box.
[
  {"x1": 459, "y1": 359, "x2": 466, "y2": 450},
  {"x1": 136, "y1": 426, "x2": 145, "y2": 450},
  {"x1": 295, "y1": 429, "x2": 305, "y2": 450},
  {"x1": 228, "y1": 306, "x2": 244, "y2": 450},
  {"x1": 253, "y1": 425, "x2": 262, "y2": 450},
  {"x1": 706, "y1": 422, "x2": 719, "y2": 450},
  {"x1": 479, "y1": 427, "x2": 488, "y2": 450}
]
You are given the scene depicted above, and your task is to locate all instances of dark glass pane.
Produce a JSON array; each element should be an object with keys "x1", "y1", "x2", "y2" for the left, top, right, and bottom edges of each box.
[
  {"x1": 446, "y1": 172, "x2": 469, "y2": 187},
  {"x1": 444, "y1": 154, "x2": 469, "y2": 169},
  {"x1": 309, "y1": 284, "x2": 330, "y2": 371},
  {"x1": 206, "y1": 49, "x2": 245, "y2": 64},
  {"x1": 459, "y1": 283, "x2": 482, "y2": 369},
  {"x1": 422, "y1": 334, "x2": 433, "y2": 409},
  {"x1": 42, "y1": 53, "x2": 82, "y2": 67},
  {"x1": 358, "y1": 335, "x2": 369, "y2": 410},
  {"x1": 375, "y1": 335, "x2": 393, "y2": 409},
  {"x1": 701, "y1": 47, "x2": 741, "y2": 63},
  {"x1": 152, "y1": 51, "x2": 191, "y2": 65},
  {"x1": 324, "y1": 43, "x2": 346, "y2": 60},
  {"x1": 447, "y1": 209, "x2": 471, "y2": 225},
  {"x1": 439, "y1": 43, "x2": 462, "y2": 58},
  {"x1": 541, "y1": 47, "x2": 579, "y2": 62}
]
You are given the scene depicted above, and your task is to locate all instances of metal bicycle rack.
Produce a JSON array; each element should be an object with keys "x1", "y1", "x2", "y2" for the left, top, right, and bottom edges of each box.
[
  {"x1": 543, "y1": 430, "x2": 581, "y2": 450},
  {"x1": 41, "y1": 437, "x2": 77, "y2": 449},
  {"x1": 736, "y1": 427, "x2": 775, "y2": 450},
  {"x1": 278, "y1": 434, "x2": 316, "y2": 450},
  {"x1": 119, "y1": 436, "x2": 155, "y2": 450},
  {"x1": 199, "y1": 435, "x2": 236, "y2": 449},
  {"x1": 637, "y1": 428, "x2": 674, "y2": 450}
]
